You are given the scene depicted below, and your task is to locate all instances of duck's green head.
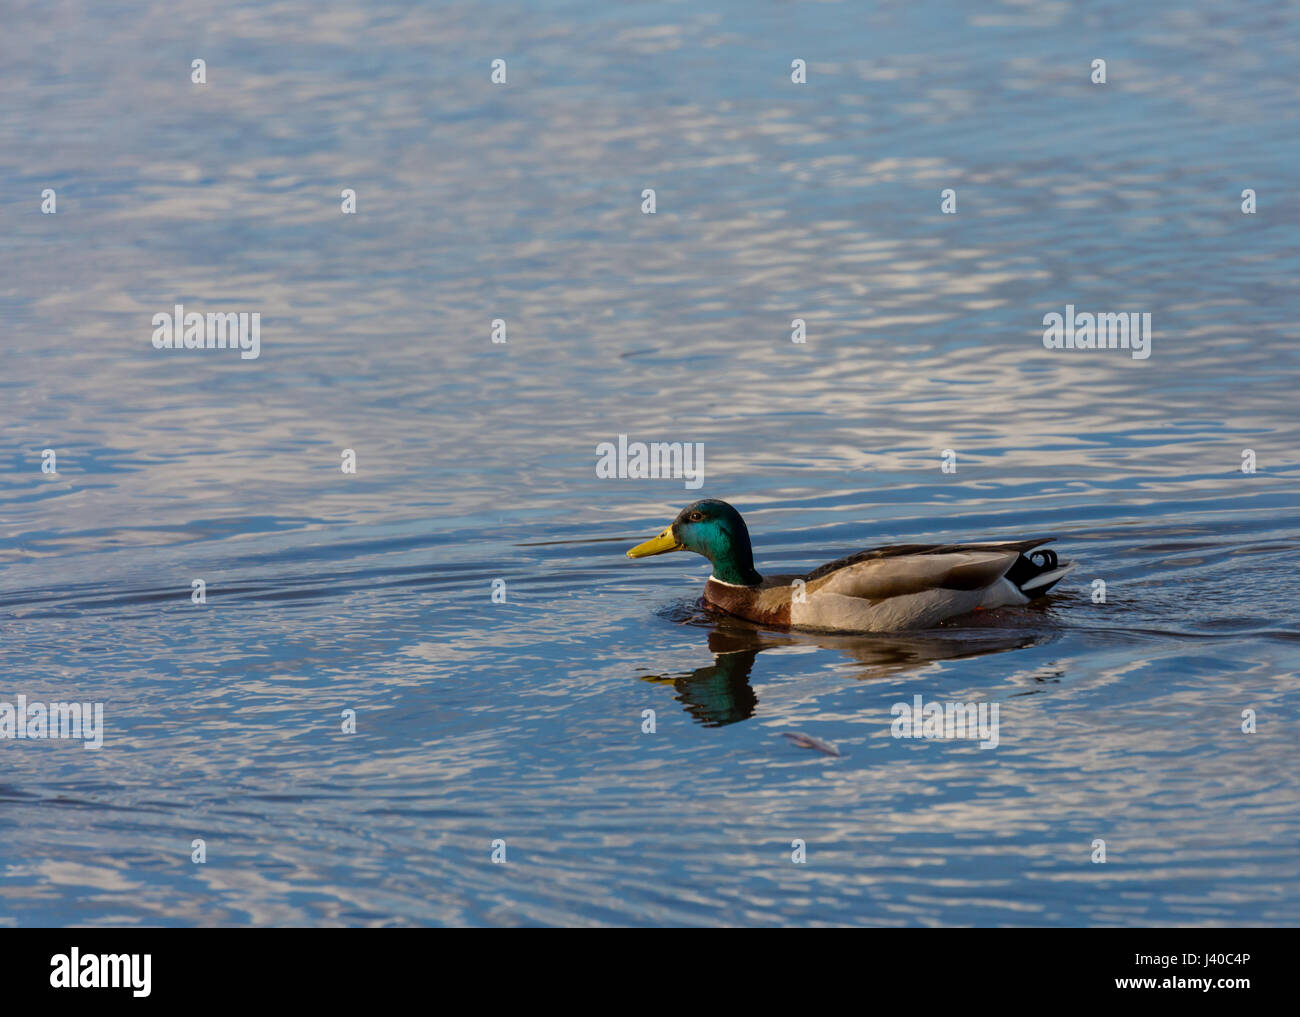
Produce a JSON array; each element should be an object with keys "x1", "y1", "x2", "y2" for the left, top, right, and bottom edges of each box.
[{"x1": 626, "y1": 499, "x2": 762, "y2": 586}]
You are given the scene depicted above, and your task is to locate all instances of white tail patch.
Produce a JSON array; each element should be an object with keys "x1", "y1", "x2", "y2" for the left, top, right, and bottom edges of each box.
[{"x1": 1020, "y1": 562, "x2": 1075, "y2": 591}]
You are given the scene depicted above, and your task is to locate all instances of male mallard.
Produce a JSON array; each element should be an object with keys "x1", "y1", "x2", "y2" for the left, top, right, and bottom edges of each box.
[{"x1": 627, "y1": 499, "x2": 1072, "y2": 632}]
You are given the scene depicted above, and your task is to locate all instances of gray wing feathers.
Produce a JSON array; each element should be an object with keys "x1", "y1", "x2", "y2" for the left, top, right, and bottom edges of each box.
[
  {"x1": 805, "y1": 538, "x2": 1055, "y2": 583},
  {"x1": 808, "y1": 550, "x2": 1024, "y2": 601}
]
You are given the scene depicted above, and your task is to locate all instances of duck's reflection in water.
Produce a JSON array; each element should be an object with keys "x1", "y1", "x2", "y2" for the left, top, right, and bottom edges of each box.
[{"x1": 640, "y1": 618, "x2": 1046, "y2": 727}]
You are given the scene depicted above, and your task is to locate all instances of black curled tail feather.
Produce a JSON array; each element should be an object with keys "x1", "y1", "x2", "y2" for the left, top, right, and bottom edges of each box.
[
  {"x1": 1029, "y1": 548, "x2": 1058, "y2": 571},
  {"x1": 1005, "y1": 547, "x2": 1068, "y2": 598}
]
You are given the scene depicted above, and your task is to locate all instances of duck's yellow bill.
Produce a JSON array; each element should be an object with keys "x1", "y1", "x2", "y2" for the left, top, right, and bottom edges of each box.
[{"x1": 626, "y1": 527, "x2": 682, "y2": 558}]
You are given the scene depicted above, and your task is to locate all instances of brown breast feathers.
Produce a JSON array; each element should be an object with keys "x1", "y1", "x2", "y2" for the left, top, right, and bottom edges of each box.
[{"x1": 704, "y1": 578, "x2": 792, "y2": 627}]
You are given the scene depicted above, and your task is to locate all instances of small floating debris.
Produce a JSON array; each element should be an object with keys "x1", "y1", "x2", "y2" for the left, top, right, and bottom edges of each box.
[{"x1": 781, "y1": 731, "x2": 841, "y2": 757}]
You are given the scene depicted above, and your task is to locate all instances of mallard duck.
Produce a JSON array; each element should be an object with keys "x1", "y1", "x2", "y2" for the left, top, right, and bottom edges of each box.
[{"x1": 627, "y1": 499, "x2": 1072, "y2": 632}]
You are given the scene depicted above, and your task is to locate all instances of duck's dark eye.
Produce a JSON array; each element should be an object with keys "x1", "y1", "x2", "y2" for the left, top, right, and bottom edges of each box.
[{"x1": 688, "y1": 512, "x2": 704, "y2": 522}]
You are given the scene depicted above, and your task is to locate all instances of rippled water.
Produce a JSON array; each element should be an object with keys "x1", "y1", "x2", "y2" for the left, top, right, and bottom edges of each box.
[{"x1": 2, "y1": 0, "x2": 1298, "y2": 926}]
